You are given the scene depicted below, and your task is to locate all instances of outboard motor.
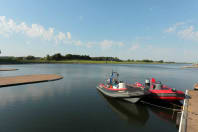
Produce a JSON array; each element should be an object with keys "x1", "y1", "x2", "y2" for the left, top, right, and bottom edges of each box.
[
  {"x1": 119, "y1": 82, "x2": 126, "y2": 89},
  {"x1": 155, "y1": 82, "x2": 162, "y2": 90},
  {"x1": 145, "y1": 79, "x2": 150, "y2": 88}
]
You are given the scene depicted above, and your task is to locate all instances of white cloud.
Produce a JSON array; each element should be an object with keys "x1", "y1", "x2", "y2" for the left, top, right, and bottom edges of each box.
[
  {"x1": 177, "y1": 26, "x2": 198, "y2": 41},
  {"x1": 100, "y1": 40, "x2": 113, "y2": 50},
  {"x1": 0, "y1": 16, "x2": 127, "y2": 50},
  {"x1": 74, "y1": 40, "x2": 82, "y2": 46},
  {"x1": 164, "y1": 22, "x2": 185, "y2": 33},
  {"x1": 67, "y1": 32, "x2": 71, "y2": 39},
  {"x1": 0, "y1": 16, "x2": 69, "y2": 44},
  {"x1": 55, "y1": 32, "x2": 66, "y2": 44},
  {"x1": 130, "y1": 43, "x2": 139, "y2": 51},
  {"x1": 165, "y1": 22, "x2": 198, "y2": 41},
  {"x1": 100, "y1": 40, "x2": 124, "y2": 50},
  {"x1": 85, "y1": 41, "x2": 97, "y2": 48},
  {"x1": 118, "y1": 42, "x2": 124, "y2": 46}
]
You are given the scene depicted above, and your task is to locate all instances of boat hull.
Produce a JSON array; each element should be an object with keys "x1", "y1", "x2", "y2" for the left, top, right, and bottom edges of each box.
[
  {"x1": 148, "y1": 92, "x2": 185, "y2": 101},
  {"x1": 132, "y1": 82, "x2": 185, "y2": 101},
  {"x1": 96, "y1": 85, "x2": 148, "y2": 103}
]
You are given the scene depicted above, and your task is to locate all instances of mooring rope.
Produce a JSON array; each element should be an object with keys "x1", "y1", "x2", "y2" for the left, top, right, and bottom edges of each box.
[{"x1": 140, "y1": 100, "x2": 182, "y2": 112}]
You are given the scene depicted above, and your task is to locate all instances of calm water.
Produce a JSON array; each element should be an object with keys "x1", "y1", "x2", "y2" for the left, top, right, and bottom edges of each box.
[{"x1": 0, "y1": 64, "x2": 197, "y2": 132}]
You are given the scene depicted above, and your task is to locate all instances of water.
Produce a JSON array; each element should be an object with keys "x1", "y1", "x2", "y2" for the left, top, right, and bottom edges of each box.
[{"x1": 0, "y1": 64, "x2": 197, "y2": 132}]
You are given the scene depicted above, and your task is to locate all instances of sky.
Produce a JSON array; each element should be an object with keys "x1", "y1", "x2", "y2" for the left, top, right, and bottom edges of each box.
[{"x1": 0, "y1": 0, "x2": 198, "y2": 62}]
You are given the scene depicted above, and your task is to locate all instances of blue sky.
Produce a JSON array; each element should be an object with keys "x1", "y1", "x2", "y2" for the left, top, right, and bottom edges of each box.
[{"x1": 0, "y1": 0, "x2": 198, "y2": 62}]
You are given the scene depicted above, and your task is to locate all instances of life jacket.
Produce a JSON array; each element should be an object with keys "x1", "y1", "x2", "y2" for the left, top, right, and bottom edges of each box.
[{"x1": 136, "y1": 82, "x2": 143, "y2": 87}]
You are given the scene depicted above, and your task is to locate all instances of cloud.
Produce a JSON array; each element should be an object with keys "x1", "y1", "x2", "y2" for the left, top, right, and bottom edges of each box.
[
  {"x1": 164, "y1": 22, "x2": 185, "y2": 33},
  {"x1": 100, "y1": 40, "x2": 124, "y2": 50},
  {"x1": 67, "y1": 32, "x2": 71, "y2": 39},
  {"x1": 177, "y1": 26, "x2": 198, "y2": 41},
  {"x1": 165, "y1": 22, "x2": 198, "y2": 41},
  {"x1": 0, "y1": 16, "x2": 126, "y2": 50},
  {"x1": 118, "y1": 42, "x2": 124, "y2": 46},
  {"x1": 130, "y1": 43, "x2": 139, "y2": 51},
  {"x1": 55, "y1": 32, "x2": 66, "y2": 44},
  {"x1": 0, "y1": 16, "x2": 70, "y2": 44},
  {"x1": 67, "y1": 40, "x2": 124, "y2": 49},
  {"x1": 85, "y1": 41, "x2": 97, "y2": 48},
  {"x1": 73, "y1": 40, "x2": 82, "y2": 46},
  {"x1": 100, "y1": 40, "x2": 113, "y2": 49}
]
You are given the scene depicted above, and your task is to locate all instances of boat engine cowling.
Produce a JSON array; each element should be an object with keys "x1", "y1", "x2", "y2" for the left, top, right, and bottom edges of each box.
[
  {"x1": 155, "y1": 83, "x2": 162, "y2": 90},
  {"x1": 145, "y1": 79, "x2": 150, "y2": 88},
  {"x1": 119, "y1": 82, "x2": 126, "y2": 89}
]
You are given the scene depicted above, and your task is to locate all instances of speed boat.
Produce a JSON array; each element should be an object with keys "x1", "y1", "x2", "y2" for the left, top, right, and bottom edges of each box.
[
  {"x1": 132, "y1": 78, "x2": 185, "y2": 101},
  {"x1": 96, "y1": 72, "x2": 149, "y2": 103}
]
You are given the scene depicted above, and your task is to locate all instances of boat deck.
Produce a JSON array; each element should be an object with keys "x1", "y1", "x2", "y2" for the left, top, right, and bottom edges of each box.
[{"x1": 0, "y1": 74, "x2": 63, "y2": 87}]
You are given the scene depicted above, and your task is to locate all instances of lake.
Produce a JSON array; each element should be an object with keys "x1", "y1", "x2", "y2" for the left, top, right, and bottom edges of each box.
[{"x1": 0, "y1": 64, "x2": 197, "y2": 132}]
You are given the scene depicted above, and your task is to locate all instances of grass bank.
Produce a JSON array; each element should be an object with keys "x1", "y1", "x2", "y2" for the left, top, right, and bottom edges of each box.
[{"x1": 3, "y1": 59, "x2": 174, "y2": 64}]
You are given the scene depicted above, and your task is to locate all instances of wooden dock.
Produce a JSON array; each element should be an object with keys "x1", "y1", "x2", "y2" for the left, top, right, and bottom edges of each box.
[
  {"x1": 194, "y1": 83, "x2": 198, "y2": 90},
  {"x1": 0, "y1": 68, "x2": 18, "y2": 71},
  {"x1": 179, "y1": 90, "x2": 198, "y2": 132},
  {"x1": 0, "y1": 74, "x2": 63, "y2": 87}
]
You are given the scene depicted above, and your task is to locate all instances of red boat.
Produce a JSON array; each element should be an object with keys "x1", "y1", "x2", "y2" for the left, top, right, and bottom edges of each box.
[{"x1": 132, "y1": 78, "x2": 185, "y2": 101}]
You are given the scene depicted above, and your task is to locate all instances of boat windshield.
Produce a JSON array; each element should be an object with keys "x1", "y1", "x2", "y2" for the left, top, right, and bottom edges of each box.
[{"x1": 106, "y1": 72, "x2": 119, "y2": 85}]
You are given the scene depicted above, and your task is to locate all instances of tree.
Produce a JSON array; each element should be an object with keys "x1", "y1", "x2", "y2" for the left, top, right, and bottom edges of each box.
[
  {"x1": 51, "y1": 53, "x2": 63, "y2": 60},
  {"x1": 158, "y1": 60, "x2": 164, "y2": 63},
  {"x1": 26, "y1": 55, "x2": 36, "y2": 60},
  {"x1": 46, "y1": 54, "x2": 51, "y2": 60},
  {"x1": 65, "y1": 54, "x2": 73, "y2": 60}
]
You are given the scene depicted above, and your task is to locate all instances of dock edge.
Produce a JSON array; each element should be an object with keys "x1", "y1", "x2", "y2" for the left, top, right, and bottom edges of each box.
[{"x1": 178, "y1": 90, "x2": 188, "y2": 132}]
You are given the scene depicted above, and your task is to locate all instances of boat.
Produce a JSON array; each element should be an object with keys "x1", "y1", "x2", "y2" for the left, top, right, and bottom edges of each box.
[
  {"x1": 96, "y1": 72, "x2": 149, "y2": 103},
  {"x1": 131, "y1": 78, "x2": 185, "y2": 101}
]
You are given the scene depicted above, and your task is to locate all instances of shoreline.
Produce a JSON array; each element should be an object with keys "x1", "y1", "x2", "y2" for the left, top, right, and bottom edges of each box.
[
  {"x1": 0, "y1": 60, "x2": 177, "y2": 65},
  {"x1": 182, "y1": 64, "x2": 198, "y2": 68}
]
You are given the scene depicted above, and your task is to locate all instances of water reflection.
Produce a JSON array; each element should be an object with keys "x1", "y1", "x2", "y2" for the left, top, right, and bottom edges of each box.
[
  {"x1": 98, "y1": 91, "x2": 179, "y2": 127},
  {"x1": 98, "y1": 91, "x2": 149, "y2": 126},
  {"x1": 142, "y1": 98, "x2": 181, "y2": 123},
  {"x1": 0, "y1": 79, "x2": 68, "y2": 107},
  {"x1": 149, "y1": 107, "x2": 177, "y2": 123}
]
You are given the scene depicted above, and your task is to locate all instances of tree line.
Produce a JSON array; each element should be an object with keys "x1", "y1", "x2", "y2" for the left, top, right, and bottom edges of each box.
[
  {"x1": 0, "y1": 53, "x2": 173, "y2": 63},
  {"x1": 45, "y1": 53, "x2": 121, "y2": 61},
  {"x1": 7, "y1": 53, "x2": 122, "y2": 62}
]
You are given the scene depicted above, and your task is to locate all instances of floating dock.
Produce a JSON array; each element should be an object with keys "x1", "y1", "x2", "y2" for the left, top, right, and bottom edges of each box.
[
  {"x1": 0, "y1": 68, "x2": 18, "y2": 71},
  {"x1": 0, "y1": 74, "x2": 63, "y2": 87},
  {"x1": 179, "y1": 89, "x2": 198, "y2": 132}
]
